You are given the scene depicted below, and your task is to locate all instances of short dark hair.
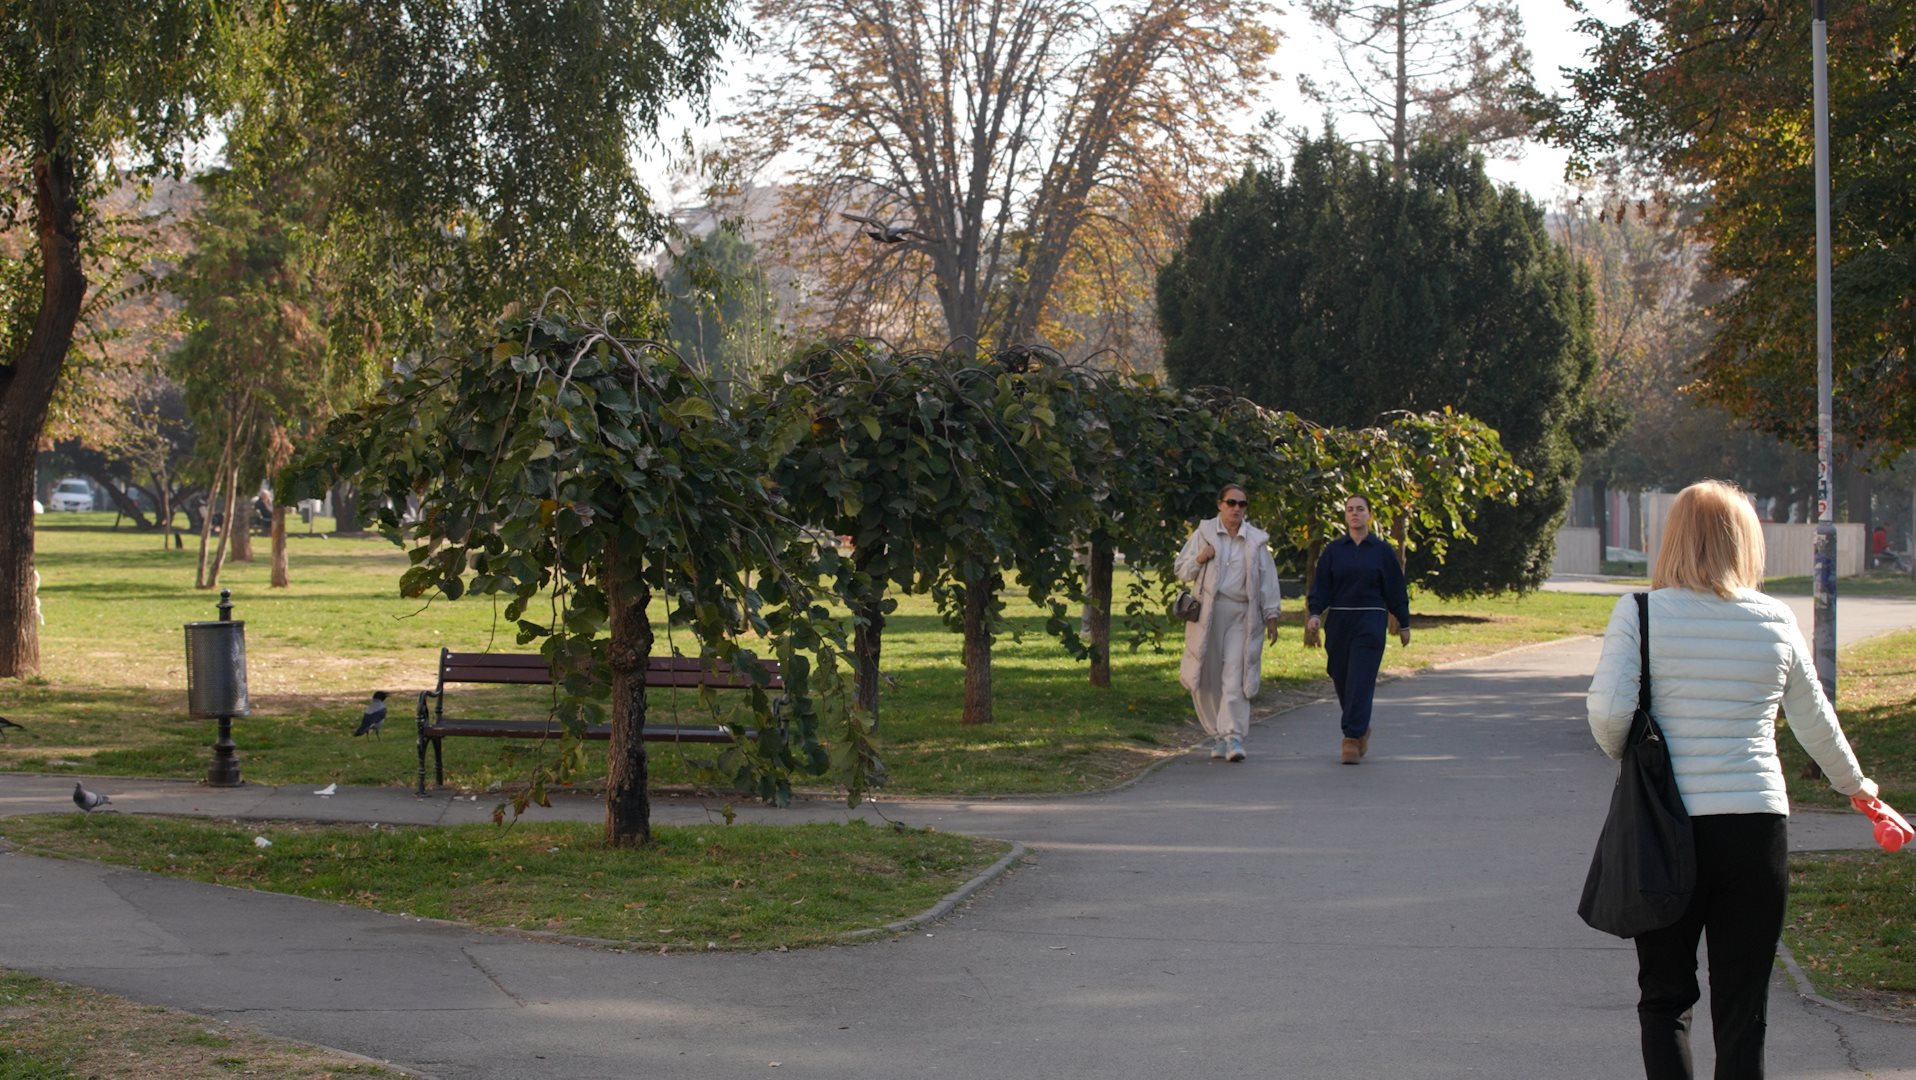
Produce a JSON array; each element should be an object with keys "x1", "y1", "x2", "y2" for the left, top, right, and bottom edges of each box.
[
  {"x1": 1219, "y1": 482, "x2": 1249, "y2": 502},
  {"x1": 1344, "y1": 493, "x2": 1372, "y2": 511}
]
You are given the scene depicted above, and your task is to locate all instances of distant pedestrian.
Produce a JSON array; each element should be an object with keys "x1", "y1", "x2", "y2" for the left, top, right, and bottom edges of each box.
[
  {"x1": 1175, "y1": 483, "x2": 1283, "y2": 762},
  {"x1": 1304, "y1": 494, "x2": 1410, "y2": 764},
  {"x1": 1587, "y1": 480, "x2": 1880, "y2": 1080}
]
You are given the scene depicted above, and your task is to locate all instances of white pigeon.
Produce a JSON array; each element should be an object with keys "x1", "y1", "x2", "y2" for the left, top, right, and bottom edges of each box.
[
  {"x1": 72, "y1": 782, "x2": 111, "y2": 812},
  {"x1": 253, "y1": 836, "x2": 272, "y2": 848},
  {"x1": 314, "y1": 783, "x2": 337, "y2": 797}
]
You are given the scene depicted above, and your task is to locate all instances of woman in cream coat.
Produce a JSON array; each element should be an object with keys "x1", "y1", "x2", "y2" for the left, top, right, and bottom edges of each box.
[
  {"x1": 1175, "y1": 483, "x2": 1284, "y2": 762},
  {"x1": 1587, "y1": 480, "x2": 1878, "y2": 1080}
]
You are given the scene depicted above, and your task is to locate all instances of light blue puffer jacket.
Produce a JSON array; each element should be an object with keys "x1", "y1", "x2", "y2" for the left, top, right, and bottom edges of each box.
[{"x1": 1586, "y1": 587, "x2": 1875, "y2": 817}]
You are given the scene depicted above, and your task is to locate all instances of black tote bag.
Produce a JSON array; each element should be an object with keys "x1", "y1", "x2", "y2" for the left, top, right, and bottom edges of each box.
[{"x1": 1577, "y1": 592, "x2": 1696, "y2": 939}]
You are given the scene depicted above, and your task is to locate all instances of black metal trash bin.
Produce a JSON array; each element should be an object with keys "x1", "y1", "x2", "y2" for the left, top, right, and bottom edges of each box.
[{"x1": 184, "y1": 590, "x2": 248, "y2": 785}]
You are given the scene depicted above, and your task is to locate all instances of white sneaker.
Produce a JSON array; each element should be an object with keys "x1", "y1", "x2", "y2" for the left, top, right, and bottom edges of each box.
[
  {"x1": 1210, "y1": 738, "x2": 1227, "y2": 760},
  {"x1": 1226, "y1": 735, "x2": 1247, "y2": 762}
]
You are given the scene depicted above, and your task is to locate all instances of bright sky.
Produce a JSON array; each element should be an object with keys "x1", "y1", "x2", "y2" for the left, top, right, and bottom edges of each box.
[{"x1": 641, "y1": 0, "x2": 1630, "y2": 211}]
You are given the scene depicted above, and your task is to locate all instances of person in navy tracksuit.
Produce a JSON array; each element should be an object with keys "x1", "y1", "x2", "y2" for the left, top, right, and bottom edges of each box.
[{"x1": 1304, "y1": 494, "x2": 1411, "y2": 764}]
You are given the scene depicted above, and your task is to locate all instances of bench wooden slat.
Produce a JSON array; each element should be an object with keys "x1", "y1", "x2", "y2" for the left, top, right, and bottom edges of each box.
[
  {"x1": 438, "y1": 653, "x2": 782, "y2": 689},
  {"x1": 421, "y1": 718, "x2": 734, "y2": 743}
]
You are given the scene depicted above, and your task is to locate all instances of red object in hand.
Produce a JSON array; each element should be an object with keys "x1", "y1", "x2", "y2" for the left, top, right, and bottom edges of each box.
[{"x1": 1851, "y1": 793, "x2": 1914, "y2": 853}]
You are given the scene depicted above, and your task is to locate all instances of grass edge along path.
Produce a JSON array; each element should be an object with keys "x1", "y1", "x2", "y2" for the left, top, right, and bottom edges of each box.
[
  {"x1": 0, "y1": 815, "x2": 1012, "y2": 953},
  {"x1": 0, "y1": 967, "x2": 407, "y2": 1079}
]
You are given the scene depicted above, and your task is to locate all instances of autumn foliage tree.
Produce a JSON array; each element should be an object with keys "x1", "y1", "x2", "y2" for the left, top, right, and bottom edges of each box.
[
  {"x1": 725, "y1": 0, "x2": 1278, "y2": 351},
  {"x1": 1538, "y1": 0, "x2": 1915, "y2": 458},
  {"x1": 0, "y1": 0, "x2": 238, "y2": 677}
]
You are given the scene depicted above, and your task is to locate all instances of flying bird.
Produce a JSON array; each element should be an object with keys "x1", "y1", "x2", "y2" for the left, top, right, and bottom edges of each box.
[
  {"x1": 72, "y1": 782, "x2": 111, "y2": 812},
  {"x1": 838, "y1": 212, "x2": 929, "y2": 245},
  {"x1": 0, "y1": 716, "x2": 22, "y2": 739},
  {"x1": 353, "y1": 691, "x2": 389, "y2": 739}
]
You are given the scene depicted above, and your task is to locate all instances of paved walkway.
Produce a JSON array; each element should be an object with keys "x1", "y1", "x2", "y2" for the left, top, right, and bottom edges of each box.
[{"x1": 4, "y1": 599, "x2": 1916, "y2": 1078}]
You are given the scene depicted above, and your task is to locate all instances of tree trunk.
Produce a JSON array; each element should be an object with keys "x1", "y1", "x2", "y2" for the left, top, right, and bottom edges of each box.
[
  {"x1": 851, "y1": 544, "x2": 886, "y2": 726},
  {"x1": 195, "y1": 479, "x2": 223, "y2": 588},
  {"x1": 196, "y1": 423, "x2": 240, "y2": 588},
  {"x1": 0, "y1": 149, "x2": 88, "y2": 678},
  {"x1": 83, "y1": 469, "x2": 151, "y2": 528},
  {"x1": 156, "y1": 474, "x2": 176, "y2": 551},
  {"x1": 853, "y1": 596, "x2": 886, "y2": 727},
  {"x1": 1391, "y1": 0, "x2": 1409, "y2": 178},
  {"x1": 332, "y1": 480, "x2": 359, "y2": 533},
  {"x1": 1087, "y1": 534, "x2": 1114, "y2": 688},
  {"x1": 961, "y1": 572, "x2": 996, "y2": 725},
  {"x1": 269, "y1": 500, "x2": 289, "y2": 587},
  {"x1": 230, "y1": 487, "x2": 254, "y2": 562},
  {"x1": 204, "y1": 463, "x2": 241, "y2": 590},
  {"x1": 604, "y1": 551, "x2": 653, "y2": 846}
]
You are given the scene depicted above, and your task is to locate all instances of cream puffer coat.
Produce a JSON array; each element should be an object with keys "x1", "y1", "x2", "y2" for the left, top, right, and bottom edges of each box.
[{"x1": 1586, "y1": 587, "x2": 1876, "y2": 817}]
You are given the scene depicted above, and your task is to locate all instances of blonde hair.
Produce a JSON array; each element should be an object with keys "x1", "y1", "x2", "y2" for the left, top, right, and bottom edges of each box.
[{"x1": 1651, "y1": 480, "x2": 1766, "y2": 598}]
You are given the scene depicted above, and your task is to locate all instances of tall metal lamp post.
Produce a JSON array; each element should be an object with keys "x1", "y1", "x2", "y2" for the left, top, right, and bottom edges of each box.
[
  {"x1": 1811, "y1": 0, "x2": 1838, "y2": 702},
  {"x1": 185, "y1": 589, "x2": 250, "y2": 787}
]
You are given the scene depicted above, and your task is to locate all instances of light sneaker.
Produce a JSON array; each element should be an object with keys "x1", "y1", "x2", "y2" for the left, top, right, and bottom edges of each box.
[
  {"x1": 1226, "y1": 735, "x2": 1247, "y2": 762},
  {"x1": 1358, "y1": 733, "x2": 1370, "y2": 758},
  {"x1": 1210, "y1": 738, "x2": 1227, "y2": 760}
]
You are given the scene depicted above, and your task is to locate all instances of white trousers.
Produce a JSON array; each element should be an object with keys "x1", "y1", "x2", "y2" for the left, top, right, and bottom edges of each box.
[{"x1": 1191, "y1": 595, "x2": 1250, "y2": 740}]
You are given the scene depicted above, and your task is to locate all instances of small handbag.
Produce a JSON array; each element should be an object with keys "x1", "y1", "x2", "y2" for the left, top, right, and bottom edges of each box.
[
  {"x1": 1171, "y1": 554, "x2": 1208, "y2": 623},
  {"x1": 1577, "y1": 592, "x2": 1696, "y2": 938}
]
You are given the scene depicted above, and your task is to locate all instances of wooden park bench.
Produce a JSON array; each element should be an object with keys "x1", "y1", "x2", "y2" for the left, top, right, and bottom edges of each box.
[{"x1": 415, "y1": 647, "x2": 782, "y2": 795}]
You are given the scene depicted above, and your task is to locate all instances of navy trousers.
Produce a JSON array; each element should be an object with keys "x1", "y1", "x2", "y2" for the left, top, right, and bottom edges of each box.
[{"x1": 1325, "y1": 609, "x2": 1387, "y2": 738}]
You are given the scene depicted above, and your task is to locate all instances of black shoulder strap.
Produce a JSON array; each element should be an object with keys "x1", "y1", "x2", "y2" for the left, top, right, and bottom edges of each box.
[{"x1": 1633, "y1": 592, "x2": 1652, "y2": 714}]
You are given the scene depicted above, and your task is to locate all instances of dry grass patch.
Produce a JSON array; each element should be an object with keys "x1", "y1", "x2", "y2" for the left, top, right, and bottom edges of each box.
[{"x1": 0, "y1": 968, "x2": 405, "y2": 1078}]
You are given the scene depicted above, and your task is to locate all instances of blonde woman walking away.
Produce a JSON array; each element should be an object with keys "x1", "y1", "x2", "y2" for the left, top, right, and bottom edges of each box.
[{"x1": 1587, "y1": 480, "x2": 1880, "y2": 1080}]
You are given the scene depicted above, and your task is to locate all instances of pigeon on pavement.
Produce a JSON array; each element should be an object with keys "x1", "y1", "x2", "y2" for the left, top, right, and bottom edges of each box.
[
  {"x1": 72, "y1": 782, "x2": 111, "y2": 812},
  {"x1": 352, "y1": 691, "x2": 389, "y2": 739},
  {"x1": 0, "y1": 716, "x2": 22, "y2": 738}
]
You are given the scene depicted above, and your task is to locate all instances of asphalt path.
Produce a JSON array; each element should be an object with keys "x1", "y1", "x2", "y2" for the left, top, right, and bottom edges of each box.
[{"x1": 3, "y1": 596, "x2": 1915, "y2": 1078}]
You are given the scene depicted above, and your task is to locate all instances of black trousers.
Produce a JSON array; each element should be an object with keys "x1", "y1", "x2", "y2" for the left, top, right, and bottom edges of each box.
[
  {"x1": 1324, "y1": 609, "x2": 1387, "y2": 738},
  {"x1": 1633, "y1": 813, "x2": 1788, "y2": 1080}
]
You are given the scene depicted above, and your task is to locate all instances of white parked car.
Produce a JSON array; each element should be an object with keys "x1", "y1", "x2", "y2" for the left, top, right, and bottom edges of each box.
[{"x1": 49, "y1": 478, "x2": 94, "y2": 512}]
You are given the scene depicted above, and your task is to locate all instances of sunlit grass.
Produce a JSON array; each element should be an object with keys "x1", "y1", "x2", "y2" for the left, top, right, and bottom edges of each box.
[{"x1": 10, "y1": 514, "x2": 1617, "y2": 796}]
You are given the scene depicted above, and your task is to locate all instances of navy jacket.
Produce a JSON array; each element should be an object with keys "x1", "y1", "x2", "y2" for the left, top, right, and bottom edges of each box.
[{"x1": 1306, "y1": 533, "x2": 1411, "y2": 627}]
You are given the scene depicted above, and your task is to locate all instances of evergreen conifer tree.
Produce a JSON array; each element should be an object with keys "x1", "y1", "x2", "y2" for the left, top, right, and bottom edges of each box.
[{"x1": 1158, "y1": 134, "x2": 1603, "y2": 594}]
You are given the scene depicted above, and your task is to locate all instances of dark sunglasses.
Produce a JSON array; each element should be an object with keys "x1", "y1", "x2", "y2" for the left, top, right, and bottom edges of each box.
[{"x1": 1222, "y1": 498, "x2": 1249, "y2": 508}]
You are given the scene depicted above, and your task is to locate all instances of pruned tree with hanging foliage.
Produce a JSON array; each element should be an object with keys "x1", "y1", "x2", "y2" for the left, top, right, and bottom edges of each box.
[
  {"x1": 285, "y1": 307, "x2": 876, "y2": 846},
  {"x1": 767, "y1": 339, "x2": 1089, "y2": 726}
]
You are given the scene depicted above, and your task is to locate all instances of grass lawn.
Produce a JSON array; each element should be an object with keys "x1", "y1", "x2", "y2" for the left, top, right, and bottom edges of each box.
[
  {"x1": 6, "y1": 513, "x2": 1619, "y2": 797},
  {"x1": 1774, "y1": 626, "x2": 1916, "y2": 1017},
  {"x1": 0, "y1": 814, "x2": 1007, "y2": 950},
  {"x1": 0, "y1": 967, "x2": 405, "y2": 1078}
]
